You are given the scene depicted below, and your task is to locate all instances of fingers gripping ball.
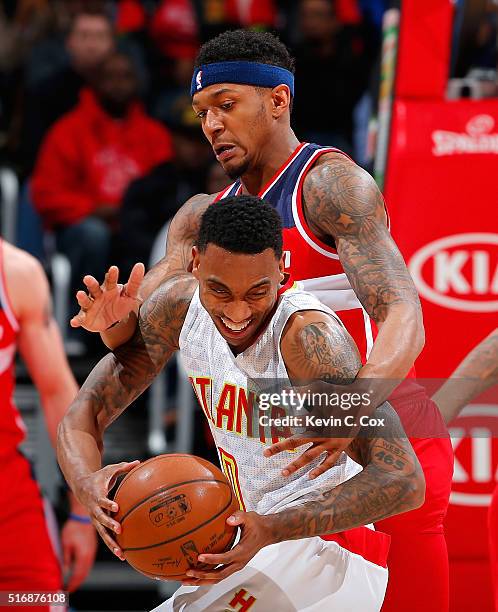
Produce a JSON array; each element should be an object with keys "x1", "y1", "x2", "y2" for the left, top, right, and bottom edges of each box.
[{"x1": 113, "y1": 454, "x2": 239, "y2": 580}]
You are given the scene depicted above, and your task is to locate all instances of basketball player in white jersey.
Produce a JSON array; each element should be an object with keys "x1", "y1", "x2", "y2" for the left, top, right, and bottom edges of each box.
[
  {"x1": 0, "y1": 240, "x2": 96, "y2": 606},
  {"x1": 58, "y1": 196, "x2": 425, "y2": 611}
]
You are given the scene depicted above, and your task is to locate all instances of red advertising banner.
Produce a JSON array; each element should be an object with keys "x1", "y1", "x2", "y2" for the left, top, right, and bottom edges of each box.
[{"x1": 385, "y1": 99, "x2": 498, "y2": 611}]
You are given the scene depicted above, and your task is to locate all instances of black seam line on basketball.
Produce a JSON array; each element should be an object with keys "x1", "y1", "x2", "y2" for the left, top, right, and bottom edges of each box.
[
  {"x1": 113, "y1": 454, "x2": 195, "y2": 498},
  {"x1": 122, "y1": 496, "x2": 234, "y2": 552},
  {"x1": 119, "y1": 478, "x2": 230, "y2": 524}
]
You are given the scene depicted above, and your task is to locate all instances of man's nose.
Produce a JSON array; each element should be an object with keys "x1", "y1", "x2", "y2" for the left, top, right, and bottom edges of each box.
[
  {"x1": 223, "y1": 301, "x2": 252, "y2": 323},
  {"x1": 204, "y1": 109, "x2": 224, "y2": 139}
]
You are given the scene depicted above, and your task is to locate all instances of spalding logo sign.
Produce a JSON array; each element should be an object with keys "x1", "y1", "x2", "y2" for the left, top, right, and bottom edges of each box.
[
  {"x1": 432, "y1": 114, "x2": 498, "y2": 156},
  {"x1": 409, "y1": 233, "x2": 498, "y2": 312},
  {"x1": 449, "y1": 405, "x2": 498, "y2": 507}
]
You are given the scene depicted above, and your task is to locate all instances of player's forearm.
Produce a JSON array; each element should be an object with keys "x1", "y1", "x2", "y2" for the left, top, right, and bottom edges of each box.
[
  {"x1": 432, "y1": 328, "x2": 498, "y2": 424},
  {"x1": 57, "y1": 350, "x2": 149, "y2": 486},
  {"x1": 362, "y1": 302, "x2": 424, "y2": 379},
  {"x1": 267, "y1": 440, "x2": 424, "y2": 543},
  {"x1": 101, "y1": 312, "x2": 137, "y2": 350},
  {"x1": 42, "y1": 385, "x2": 79, "y2": 448},
  {"x1": 57, "y1": 404, "x2": 105, "y2": 494}
]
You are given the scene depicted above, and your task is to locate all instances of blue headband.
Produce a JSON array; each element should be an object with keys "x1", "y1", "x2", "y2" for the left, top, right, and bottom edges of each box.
[{"x1": 191, "y1": 61, "x2": 294, "y2": 97}]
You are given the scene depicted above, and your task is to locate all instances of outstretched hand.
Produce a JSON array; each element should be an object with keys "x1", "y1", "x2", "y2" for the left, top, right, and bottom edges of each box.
[{"x1": 70, "y1": 263, "x2": 145, "y2": 332}]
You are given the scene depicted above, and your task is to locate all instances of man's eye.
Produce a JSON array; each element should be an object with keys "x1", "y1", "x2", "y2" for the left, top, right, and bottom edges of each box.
[
  {"x1": 196, "y1": 111, "x2": 206, "y2": 119},
  {"x1": 249, "y1": 292, "x2": 266, "y2": 299},
  {"x1": 221, "y1": 102, "x2": 233, "y2": 110},
  {"x1": 212, "y1": 287, "x2": 227, "y2": 294}
]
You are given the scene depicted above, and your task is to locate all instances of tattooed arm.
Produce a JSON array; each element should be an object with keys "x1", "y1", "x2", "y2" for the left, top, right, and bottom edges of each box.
[
  {"x1": 186, "y1": 310, "x2": 424, "y2": 584},
  {"x1": 57, "y1": 273, "x2": 197, "y2": 555},
  {"x1": 270, "y1": 309, "x2": 425, "y2": 539},
  {"x1": 303, "y1": 153, "x2": 424, "y2": 387},
  {"x1": 267, "y1": 405, "x2": 424, "y2": 542},
  {"x1": 432, "y1": 328, "x2": 498, "y2": 424},
  {"x1": 72, "y1": 193, "x2": 213, "y2": 349}
]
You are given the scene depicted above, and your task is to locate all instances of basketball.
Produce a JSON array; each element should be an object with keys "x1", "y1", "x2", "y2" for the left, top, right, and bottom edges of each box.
[{"x1": 113, "y1": 454, "x2": 239, "y2": 580}]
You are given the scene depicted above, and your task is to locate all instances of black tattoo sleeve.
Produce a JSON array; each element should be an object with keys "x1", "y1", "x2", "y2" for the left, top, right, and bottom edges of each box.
[
  {"x1": 282, "y1": 312, "x2": 361, "y2": 384},
  {"x1": 302, "y1": 155, "x2": 421, "y2": 323},
  {"x1": 267, "y1": 403, "x2": 425, "y2": 540},
  {"x1": 78, "y1": 274, "x2": 197, "y2": 433}
]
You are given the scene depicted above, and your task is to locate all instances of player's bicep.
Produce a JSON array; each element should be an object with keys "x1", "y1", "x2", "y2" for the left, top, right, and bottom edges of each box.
[
  {"x1": 17, "y1": 267, "x2": 75, "y2": 394},
  {"x1": 282, "y1": 311, "x2": 361, "y2": 383},
  {"x1": 162, "y1": 194, "x2": 212, "y2": 274},
  {"x1": 303, "y1": 158, "x2": 419, "y2": 323}
]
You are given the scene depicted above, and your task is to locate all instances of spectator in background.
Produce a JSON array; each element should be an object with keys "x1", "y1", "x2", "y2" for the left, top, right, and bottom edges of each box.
[
  {"x1": 291, "y1": 0, "x2": 374, "y2": 154},
  {"x1": 31, "y1": 51, "x2": 173, "y2": 303},
  {"x1": 22, "y1": 5, "x2": 115, "y2": 172},
  {"x1": 148, "y1": 0, "x2": 200, "y2": 123},
  {"x1": 119, "y1": 94, "x2": 215, "y2": 277}
]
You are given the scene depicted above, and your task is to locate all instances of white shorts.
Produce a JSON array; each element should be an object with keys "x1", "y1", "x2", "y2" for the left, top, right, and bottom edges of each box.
[{"x1": 151, "y1": 537, "x2": 388, "y2": 612}]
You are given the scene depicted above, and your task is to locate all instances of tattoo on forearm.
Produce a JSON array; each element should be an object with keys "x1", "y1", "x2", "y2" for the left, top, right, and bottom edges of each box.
[
  {"x1": 74, "y1": 275, "x2": 196, "y2": 432},
  {"x1": 269, "y1": 404, "x2": 422, "y2": 540},
  {"x1": 453, "y1": 329, "x2": 498, "y2": 382},
  {"x1": 302, "y1": 155, "x2": 421, "y2": 323}
]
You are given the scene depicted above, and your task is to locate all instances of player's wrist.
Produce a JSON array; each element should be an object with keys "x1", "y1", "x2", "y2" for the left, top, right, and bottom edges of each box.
[{"x1": 68, "y1": 512, "x2": 92, "y2": 525}]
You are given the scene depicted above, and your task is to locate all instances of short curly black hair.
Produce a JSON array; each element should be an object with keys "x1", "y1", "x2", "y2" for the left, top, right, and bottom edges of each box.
[
  {"x1": 197, "y1": 195, "x2": 283, "y2": 259},
  {"x1": 194, "y1": 29, "x2": 295, "y2": 74}
]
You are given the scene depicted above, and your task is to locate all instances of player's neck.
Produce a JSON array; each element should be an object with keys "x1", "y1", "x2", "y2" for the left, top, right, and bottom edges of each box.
[{"x1": 240, "y1": 131, "x2": 300, "y2": 196}]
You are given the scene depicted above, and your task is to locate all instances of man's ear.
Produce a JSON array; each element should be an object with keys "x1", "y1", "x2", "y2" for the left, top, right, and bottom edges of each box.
[
  {"x1": 278, "y1": 253, "x2": 286, "y2": 281},
  {"x1": 271, "y1": 84, "x2": 291, "y2": 119},
  {"x1": 192, "y1": 246, "x2": 201, "y2": 278}
]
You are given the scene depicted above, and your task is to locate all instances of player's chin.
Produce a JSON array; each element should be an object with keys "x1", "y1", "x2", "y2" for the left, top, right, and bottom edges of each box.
[{"x1": 223, "y1": 157, "x2": 249, "y2": 180}]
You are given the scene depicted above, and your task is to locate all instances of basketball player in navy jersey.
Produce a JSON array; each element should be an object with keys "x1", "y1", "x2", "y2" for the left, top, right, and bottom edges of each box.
[
  {"x1": 69, "y1": 30, "x2": 453, "y2": 611},
  {"x1": 59, "y1": 196, "x2": 426, "y2": 612}
]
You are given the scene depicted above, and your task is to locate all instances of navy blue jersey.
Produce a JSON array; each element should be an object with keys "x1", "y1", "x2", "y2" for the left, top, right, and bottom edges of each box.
[{"x1": 216, "y1": 142, "x2": 376, "y2": 361}]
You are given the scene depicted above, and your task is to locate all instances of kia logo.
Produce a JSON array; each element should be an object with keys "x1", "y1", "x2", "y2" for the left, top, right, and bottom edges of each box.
[
  {"x1": 449, "y1": 405, "x2": 498, "y2": 507},
  {"x1": 409, "y1": 233, "x2": 498, "y2": 312}
]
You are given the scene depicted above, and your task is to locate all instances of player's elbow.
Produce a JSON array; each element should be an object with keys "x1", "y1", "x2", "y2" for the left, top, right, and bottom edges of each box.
[{"x1": 404, "y1": 461, "x2": 426, "y2": 512}]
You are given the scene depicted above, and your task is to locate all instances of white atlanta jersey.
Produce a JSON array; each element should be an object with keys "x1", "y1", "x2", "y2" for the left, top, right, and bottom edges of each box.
[
  {"x1": 155, "y1": 287, "x2": 389, "y2": 612},
  {"x1": 179, "y1": 285, "x2": 362, "y2": 515}
]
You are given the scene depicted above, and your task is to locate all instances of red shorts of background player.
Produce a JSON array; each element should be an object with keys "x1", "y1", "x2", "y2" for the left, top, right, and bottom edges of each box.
[
  {"x1": 0, "y1": 451, "x2": 63, "y2": 612},
  {"x1": 489, "y1": 484, "x2": 498, "y2": 611},
  {"x1": 376, "y1": 382, "x2": 454, "y2": 612}
]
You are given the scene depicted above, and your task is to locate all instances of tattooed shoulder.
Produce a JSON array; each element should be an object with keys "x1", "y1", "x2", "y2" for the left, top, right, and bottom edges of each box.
[
  {"x1": 281, "y1": 310, "x2": 361, "y2": 383},
  {"x1": 302, "y1": 153, "x2": 387, "y2": 240}
]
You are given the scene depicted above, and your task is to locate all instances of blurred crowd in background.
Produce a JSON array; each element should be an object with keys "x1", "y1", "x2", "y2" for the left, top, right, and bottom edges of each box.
[{"x1": 0, "y1": 0, "x2": 496, "y2": 356}]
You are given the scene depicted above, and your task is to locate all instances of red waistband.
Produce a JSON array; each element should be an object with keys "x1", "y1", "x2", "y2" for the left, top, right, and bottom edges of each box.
[{"x1": 321, "y1": 526, "x2": 391, "y2": 568}]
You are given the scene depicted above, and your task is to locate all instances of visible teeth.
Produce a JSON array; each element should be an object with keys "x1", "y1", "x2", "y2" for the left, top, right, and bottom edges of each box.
[{"x1": 221, "y1": 317, "x2": 250, "y2": 331}]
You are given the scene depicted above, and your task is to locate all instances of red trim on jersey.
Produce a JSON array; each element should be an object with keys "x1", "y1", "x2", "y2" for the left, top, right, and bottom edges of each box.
[
  {"x1": 277, "y1": 274, "x2": 295, "y2": 295},
  {"x1": 213, "y1": 183, "x2": 237, "y2": 202},
  {"x1": 322, "y1": 526, "x2": 391, "y2": 568},
  {"x1": 258, "y1": 142, "x2": 308, "y2": 196},
  {"x1": 295, "y1": 149, "x2": 345, "y2": 255}
]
